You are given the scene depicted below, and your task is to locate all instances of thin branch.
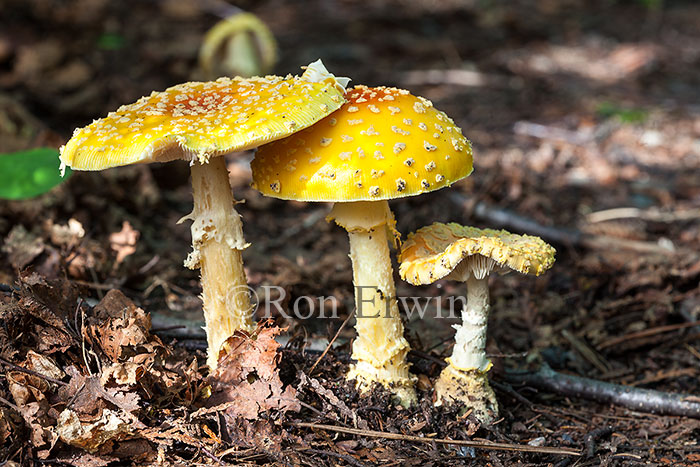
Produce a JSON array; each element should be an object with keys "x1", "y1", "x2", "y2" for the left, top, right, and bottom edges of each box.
[
  {"x1": 448, "y1": 192, "x2": 675, "y2": 255},
  {"x1": 308, "y1": 313, "x2": 352, "y2": 376},
  {"x1": 586, "y1": 207, "x2": 700, "y2": 224},
  {"x1": 584, "y1": 426, "x2": 613, "y2": 458},
  {"x1": 597, "y1": 320, "x2": 700, "y2": 350},
  {"x1": 292, "y1": 422, "x2": 581, "y2": 456},
  {"x1": 0, "y1": 395, "x2": 20, "y2": 412},
  {"x1": 399, "y1": 69, "x2": 511, "y2": 88},
  {"x1": 490, "y1": 381, "x2": 533, "y2": 407},
  {"x1": 409, "y1": 349, "x2": 447, "y2": 368},
  {"x1": 0, "y1": 357, "x2": 67, "y2": 386},
  {"x1": 199, "y1": 444, "x2": 225, "y2": 466},
  {"x1": 561, "y1": 330, "x2": 610, "y2": 373},
  {"x1": 306, "y1": 448, "x2": 368, "y2": 467},
  {"x1": 505, "y1": 364, "x2": 700, "y2": 418}
]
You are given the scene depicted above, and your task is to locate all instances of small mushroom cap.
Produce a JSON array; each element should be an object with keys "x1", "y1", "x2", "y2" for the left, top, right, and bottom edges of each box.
[
  {"x1": 251, "y1": 85, "x2": 473, "y2": 202},
  {"x1": 399, "y1": 222, "x2": 556, "y2": 285},
  {"x1": 59, "y1": 61, "x2": 347, "y2": 172}
]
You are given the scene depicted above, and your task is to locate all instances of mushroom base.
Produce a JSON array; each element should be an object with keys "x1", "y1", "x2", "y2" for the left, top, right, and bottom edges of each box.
[
  {"x1": 187, "y1": 157, "x2": 255, "y2": 369},
  {"x1": 347, "y1": 348, "x2": 416, "y2": 407},
  {"x1": 435, "y1": 365, "x2": 498, "y2": 424},
  {"x1": 329, "y1": 200, "x2": 415, "y2": 406}
]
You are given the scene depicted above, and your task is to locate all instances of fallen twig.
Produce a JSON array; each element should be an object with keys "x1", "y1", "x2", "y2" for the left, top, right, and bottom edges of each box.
[
  {"x1": 0, "y1": 356, "x2": 67, "y2": 386},
  {"x1": 597, "y1": 320, "x2": 700, "y2": 350},
  {"x1": 586, "y1": 207, "x2": 700, "y2": 224},
  {"x1": 408, "y1": 348, "x2": 448, "y2": 368},
  {"x1": 490, "y1": 381, "x2": 533, "y2": 407},
  {"x1": 150, "y1": 324, "x2": 187, "y2": 333},
  {"x1": 448, "y1": 192, "x2": 675, "y2": 255},
  {"x1": 307, "y1": 448, "x2": 368, "y2": 467},
  {"x1": 399, "y1": 69, "x2": 512, "y2": 88},
  {"x1": 292, "y1": 422, "x2": 581, "y2": 456},
  {"x1": 300, "y1": 373, "x2": 369, "y2": 429},
  {"x1": 584, "y1": 426, "x2": 612, "y2": 458},
  {"x1": 505, "y1": 364, "x2": 700, "y2": 418},
  {"x1": 514, "y1": 121, "x2": 592, "y2": 146},
  {"x1": 308, "y1": 312, "x2": 352, "y2": 376},
  {"x1": 199, "y1": 444, "x2": 225, "y2": 466},
  {"x1": 561, "y1": 330, "x2": 610, "y2": 373},
  {"x1": 0, "y1": 395, "x2": 20, "y2": 412},
  {"x1": 0, "y1": 283, "x2": 17, "y2": 294}
]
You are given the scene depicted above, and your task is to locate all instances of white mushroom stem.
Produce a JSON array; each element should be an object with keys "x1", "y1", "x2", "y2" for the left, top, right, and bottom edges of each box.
[
  {"x1": 328, "y1": 201, "x2": 415, "y2": 405},
  {"x1": 450, "y1": 274, "x2": 491, "y2": 372},
  {"x1": 435, "y1": 256, "x2": 498, "y2": 422},
  {"x1": 185, "y1": 156, "x2": 255, "y2": 369}
]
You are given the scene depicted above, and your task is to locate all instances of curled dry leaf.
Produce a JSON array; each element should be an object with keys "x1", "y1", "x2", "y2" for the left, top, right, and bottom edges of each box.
[
  {"x1": 57, "y1": 408, "x2": 132, "y2": 454},
  {"x1": 17, "y1": 402, "x2": 58, "y2": 458},
  {"x1": 109, "y1": 221, "x2": 139, "y2": 266},
  {"x1": 100, "y1": 361, "x2": 143, "y2": 387},
  {"x1": 2, "y1": 224, "x2": 45, "y2": 269},
  {"x1": 7, "y1": 351, "x2": 64, "y2": 405},
  {"x1": 54, "y1": 366, "x2": 142, "y2": 453},
  {"x1": 49, "y1": 218, "x2": 85, "y2": 247},
  {"x1": 0, "y1": 407, "x2": 16, "y2": 445},
  {"x1": 87, "y1": 289, "x2": 162, "y2": 363},
  {"x1": 201, "y1": 325, "x2": 300, "y2": 421}
]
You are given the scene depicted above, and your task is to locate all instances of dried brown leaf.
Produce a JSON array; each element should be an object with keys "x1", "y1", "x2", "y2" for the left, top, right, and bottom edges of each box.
[
  {"x1": 109, "y1": 221, "x2": 139, "y2": 266},
  {"x1": 100, "y1": 362, "x2": 143, "y2": 386},
  {"x1": 49, "y1": 218, "x2": 85, "y2": 247},
  {"x1": 2, "y1": 225, "x2": 45, "y2": 269},
  {"x1": 0, "y1": 407, "x2": 17, "y2": 444},
  {"x1": 58, "y1": 370, "x2": 106, "y2": 418},
  {"x1": 203, "y1": 325, "x2": 300, "y2": 421},
  {"x1": 104, "y1": 386, "x2": 140, "y2": 414},
  {"x1": 7, "y1": 352, "x2": 63, "y2": 405},
  {"x1": 88, "y1": 289, "x2": 160, "y2": 362},
  {"x1": 25, "y1": 350, "x2": 64, "y2": 380},
  {"x1": 33, "y1": 323, "x2": 72, "y2": 354},
  {"x1": 55, "y1": 452, "x2": 118, "y2": 467},
  {"x1": 17, "y1": 401, "x2": 58, "y2": 457},
  {"x1": 57, "y1": 408, "x2": 132, "y2": 453},
  {"x1": 19, "y1": 271, "x2": 80, "y2": 332}
]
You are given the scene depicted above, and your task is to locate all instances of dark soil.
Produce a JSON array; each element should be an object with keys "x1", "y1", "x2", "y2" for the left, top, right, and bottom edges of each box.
[{"x1": 1, "y1": 0, "x2": 700, "y2": 465}]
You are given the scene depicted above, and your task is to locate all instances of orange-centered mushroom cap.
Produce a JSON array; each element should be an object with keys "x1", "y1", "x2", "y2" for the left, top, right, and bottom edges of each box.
[
  {"x1": 251, "y1": 85, "x2": 473, "y2": 202},
  {"x1": 399, "y1": 222, "x2": 556, "y2": 286},
  {"x1": 59, "y1": 61, "x2": 347, "y2": 173}
]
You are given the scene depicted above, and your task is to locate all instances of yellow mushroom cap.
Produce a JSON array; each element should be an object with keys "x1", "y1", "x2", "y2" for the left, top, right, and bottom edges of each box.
[
  {"x1": 251, "y1": 85, "x2": 473, "y2": 202},
  {"x1": 59, "y1": 61, "x2": 347, "y2": 172},
  {"x1": 399, "y1": 222, "x2": 556, "y2": 285}
]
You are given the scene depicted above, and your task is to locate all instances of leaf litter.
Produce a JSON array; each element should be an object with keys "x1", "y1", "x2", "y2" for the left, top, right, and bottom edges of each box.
[{"x1": 2, "y1": 0, "x2": 700, "y2": 464}]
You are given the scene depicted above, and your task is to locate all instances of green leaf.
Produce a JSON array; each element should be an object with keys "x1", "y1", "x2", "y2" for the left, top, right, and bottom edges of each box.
[
  {"x1": 596, "y1": 101, "x2": 648, "y2": 124},
  {"x1": 0, "y1": 148, "x2": 72, "y2": 200},
  {"x1": 97, "y1": 33, "x2": 126, "y2": 51}
]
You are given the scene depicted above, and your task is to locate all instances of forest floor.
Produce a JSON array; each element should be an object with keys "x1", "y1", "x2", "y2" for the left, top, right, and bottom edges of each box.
[{"x1": 1, "y1": 0, "x2": 700, "y2": 465}]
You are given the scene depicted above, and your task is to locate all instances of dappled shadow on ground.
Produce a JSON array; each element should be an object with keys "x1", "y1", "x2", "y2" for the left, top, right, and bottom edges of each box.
[{"x1": 1, "y1": 0, "x2": 700, "y2": 464}]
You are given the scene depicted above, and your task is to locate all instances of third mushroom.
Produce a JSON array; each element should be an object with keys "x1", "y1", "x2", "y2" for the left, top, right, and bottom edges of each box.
[
  {"x1": 399, "y1": 222, "x2": 556, "y2": 422},
  {"x1": 251, "y1": 85, "x2": 473, "y2": 405}
]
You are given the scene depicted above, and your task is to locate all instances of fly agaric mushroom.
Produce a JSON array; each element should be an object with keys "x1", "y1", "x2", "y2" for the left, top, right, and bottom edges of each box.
[
  {"x1": 59, "y1": 60, "x2": 348, "y2": 369},
  {"x1": 251, "y1": 85, "x2": 473, "y2": 404},
  {"x1": 399, "y1": 222, "x2": 555, "y2": 422}
]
